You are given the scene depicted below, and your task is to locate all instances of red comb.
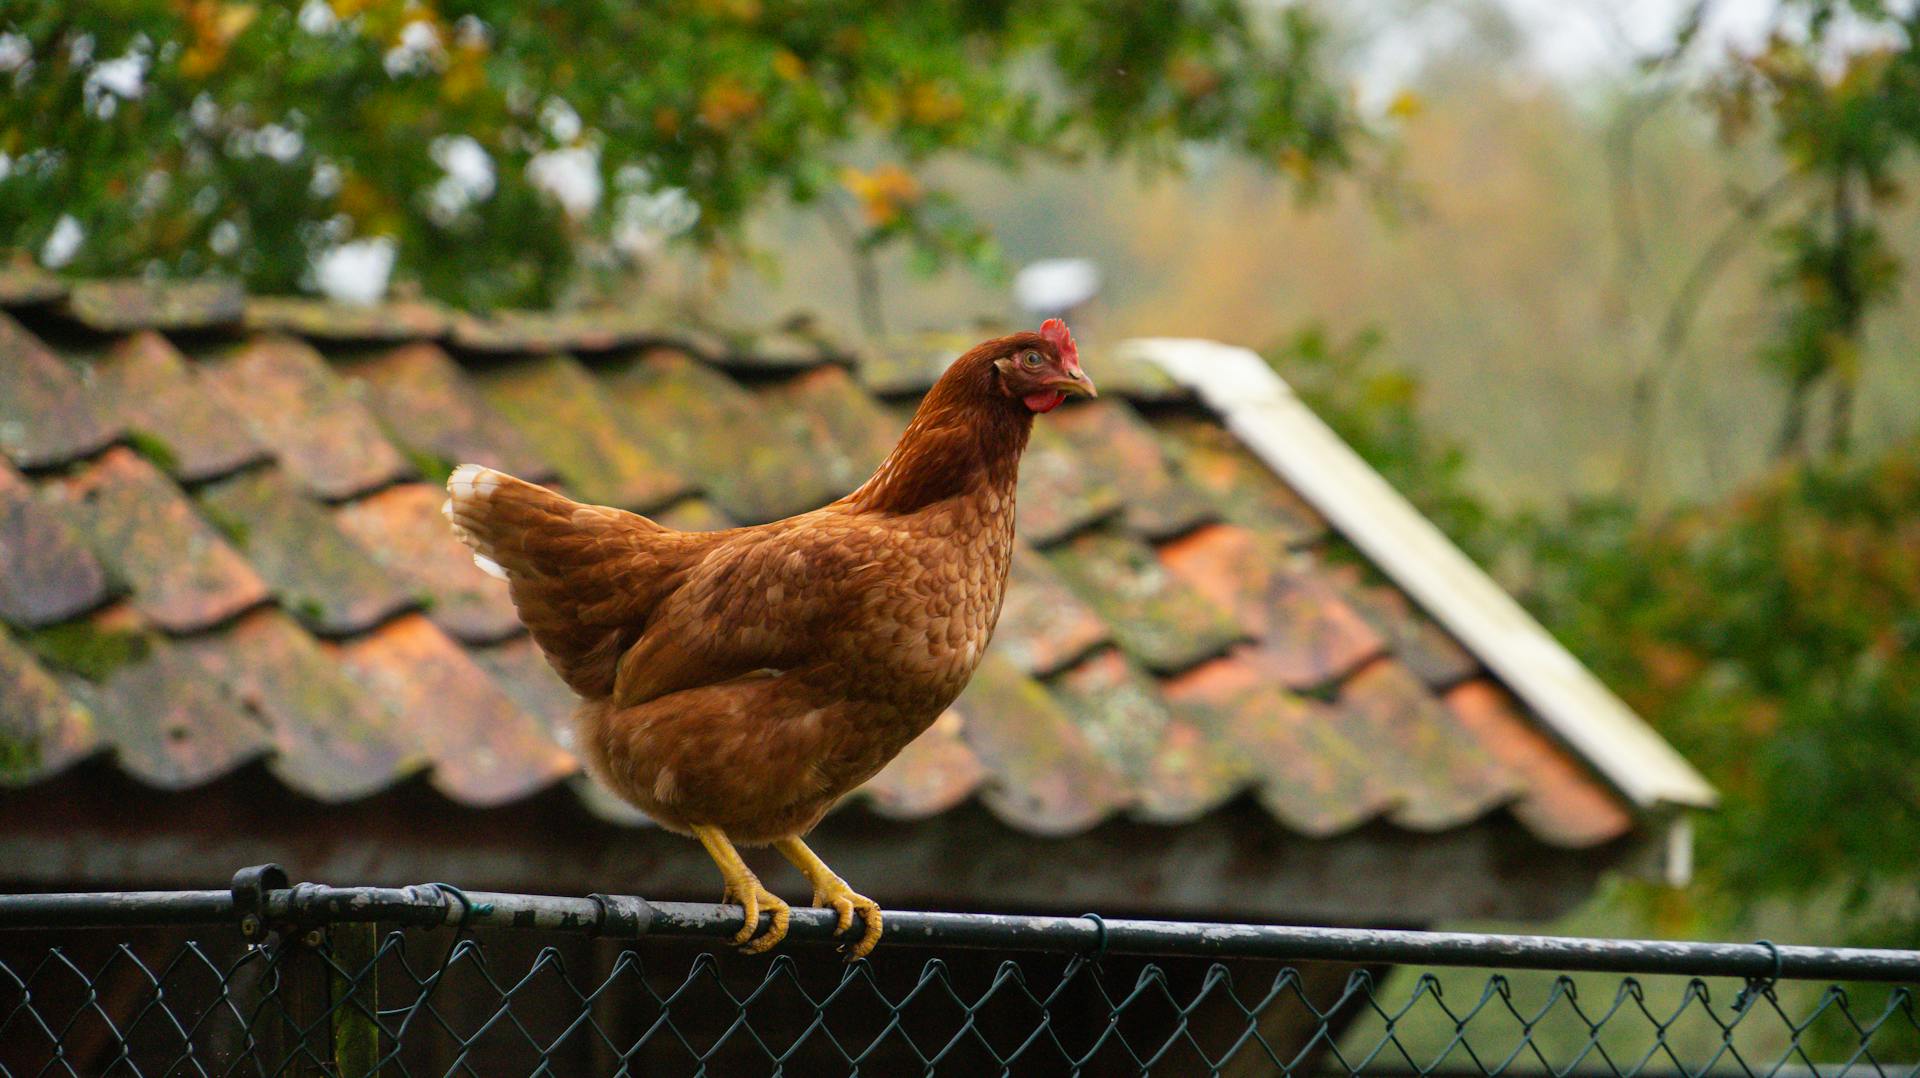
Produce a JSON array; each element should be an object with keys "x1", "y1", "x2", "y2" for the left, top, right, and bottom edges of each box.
[{"x1": 1040, "y1": 318, "x2": 1080, "y2": 371}]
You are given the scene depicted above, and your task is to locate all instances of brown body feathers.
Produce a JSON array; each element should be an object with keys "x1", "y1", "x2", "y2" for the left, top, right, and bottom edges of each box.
[{"x1": 444, "y1": 327, "x2": 1094, "y2": 844}]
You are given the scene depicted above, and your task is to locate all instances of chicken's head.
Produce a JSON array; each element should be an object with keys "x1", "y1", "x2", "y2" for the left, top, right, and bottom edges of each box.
[{"x1": 991, "y1": 318, "x2": 1098, "y2": 414}]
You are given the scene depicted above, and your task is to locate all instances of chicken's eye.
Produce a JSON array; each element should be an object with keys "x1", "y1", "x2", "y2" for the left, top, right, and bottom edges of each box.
[{"x1": 1020, "y1": 350, "x2": 1044, "y2": 369}]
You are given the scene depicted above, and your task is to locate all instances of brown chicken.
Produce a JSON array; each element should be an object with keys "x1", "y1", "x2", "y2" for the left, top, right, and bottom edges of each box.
[{"x1": 442, "y1": 319, "x2": 1095, "y2": 958}]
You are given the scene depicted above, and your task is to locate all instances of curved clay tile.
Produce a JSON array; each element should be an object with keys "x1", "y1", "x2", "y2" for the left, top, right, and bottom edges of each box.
[{"x1": 333, "y1": 613, "x2": 575, "y2": 807}]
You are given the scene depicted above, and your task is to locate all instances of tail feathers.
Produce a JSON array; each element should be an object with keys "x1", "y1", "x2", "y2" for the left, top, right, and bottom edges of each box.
[{"x1": 443, "y1": 463, "x2": 556, "y2": 581}]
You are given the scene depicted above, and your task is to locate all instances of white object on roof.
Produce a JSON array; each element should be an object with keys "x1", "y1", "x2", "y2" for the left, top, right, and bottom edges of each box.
[
  {"x1": 1124, "y1": 336, "x2": 1718, "y2": 814},
  {"x1": 1014, "y1": 258, "x2": 1101, "y2": 316}
]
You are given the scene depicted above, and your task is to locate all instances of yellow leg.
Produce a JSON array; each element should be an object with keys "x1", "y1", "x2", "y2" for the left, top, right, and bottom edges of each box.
[
  {"x1": 692, "y1": 825, "x2": 791, "y2": 954},
  {"x1": 774, "y1": 837, "x2": 883, "y2": 960}
]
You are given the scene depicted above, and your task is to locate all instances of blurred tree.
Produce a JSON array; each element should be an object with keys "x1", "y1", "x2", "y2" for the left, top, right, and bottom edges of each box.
[
  {"x1": 1697, "y1": 0, "x2": 1919, "y2": 460},
  {"x1": 0, "y1": 0, "x2": 1365, "y2": 309}
]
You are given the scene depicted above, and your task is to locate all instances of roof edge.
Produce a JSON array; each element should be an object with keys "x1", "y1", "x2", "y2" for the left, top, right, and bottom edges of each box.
[{"x1": 1123, "y1": 337, "x2": 1718, "y2": 813}]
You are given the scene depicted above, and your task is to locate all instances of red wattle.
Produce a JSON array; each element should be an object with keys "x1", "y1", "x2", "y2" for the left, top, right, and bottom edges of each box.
[{"x1": 1024, "y1": 390, "x2": 1066, "y2": 413}]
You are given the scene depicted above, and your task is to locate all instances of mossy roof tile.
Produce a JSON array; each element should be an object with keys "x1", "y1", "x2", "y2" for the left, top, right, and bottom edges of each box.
[
  {"x1": 953, "y1": 652, "x2": 1129, "y2": 835},
  {"x1": 1046, "y1": 529, "x2": 1245, "y2": 675},
  {"x1": 994, "y1": 543, "x2": 1111, "y2": 677},
  {"x1": 333, "y1": 614, "x2": 575, "y2": 806},
  {"x1": 598, "y1": 349, "x2": 841, "y2": 523},
  {"x1": 244, "y1": 296, "x2": 451, "y2": 342},
  {"x1": 0, "y1": 312, "x2": 119, "y2": 469},
  {"x1": 206, "y1": 335, "x2": 414, "y2": 501},
  {"x1": 84, "y1": 332, "x2": 269, "y2": 483},
  {"x1": 56, "y1": 449, "x2": 269, "y2": 634},
  {"x1": 1150, "y1": 412, "x2": 1328, "y2": 545},
  {"x1": 470, "y1": 354, "x2": 693, "y2": 512},
  {"x1": 0, "y1": 464, "x2": 109, "y2": 629},
  {"x1": 859, "y1": 710, "x2": 986, "y2": 820},
  {"x1": 64, "y1": 279, "x2": 244, "y2": 333},
  {"x1": 52, "y1": 604, "x2": 271, "y2": 789},
  {"x1": 196, "y1": 467, "x2": 414, "y2": 637},
  {"x1": 1334, "y1": 658, "x2": 1524, "y2": 831},
  {"x1": 1158, "y1": 524, "x2": 1383, "y2": 689},
  {"x1": 332, "y1": 482, "x2": 521, "y2": 644},
  {"x1": 1162, "y1": 652, "x2": 1393, "y2": 837},
  {"x1": 1050, "y1": 399, "x2": 1218, "y2": 540},
  {"x1": 0, "y1": 280, "x2": 1644, "y2": 849},
  {"x1": 178, "y1": 608, "x2": 418, "y2": 801},
  {"x1": 0, "y1": 625, "x2": 98, "y2": 786},
  {"x1": 1017, "y1": 420, "x2": 1126, "y2": 547},
  {"x1": 337, "y1": 343, "x2": 555, "y2": 482}
]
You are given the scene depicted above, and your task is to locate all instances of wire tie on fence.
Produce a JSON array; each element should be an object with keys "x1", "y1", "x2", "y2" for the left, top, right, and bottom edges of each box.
[
  {"x1": 1734, "y1": 939, "x2": 1783, "y2": 1011},
  {"x1": 1080, "y1": 913, "x2": 1110, "y2": 964},
  {"x1": 424, "y1": 882, "x2": 491, "y2": 926}
]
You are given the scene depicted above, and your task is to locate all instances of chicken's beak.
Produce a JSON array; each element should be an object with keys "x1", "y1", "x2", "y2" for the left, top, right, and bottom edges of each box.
[{"x1": 1051, "y1": 368, "x2": 1098, "y2": 399}]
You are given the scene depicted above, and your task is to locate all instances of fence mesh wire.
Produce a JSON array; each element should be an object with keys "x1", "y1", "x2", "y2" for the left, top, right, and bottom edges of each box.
[{"x1": 2, "y1": 920, "x2": 1915, "y2": 1078}]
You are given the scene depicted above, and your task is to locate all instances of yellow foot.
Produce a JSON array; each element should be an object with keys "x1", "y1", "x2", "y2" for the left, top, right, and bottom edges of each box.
[
  {"x1": 775, "y1": 836, "x2": 884, "y2": 960},
  {"x1": 812, "y1": 878, "x2": 883, "y2": 960},
  {"x1": 693, "y1": 823, "x2": 793, "y2": 955},
  {"x1": 722, "y1": 878, "x2": 792, "y2": 955}
]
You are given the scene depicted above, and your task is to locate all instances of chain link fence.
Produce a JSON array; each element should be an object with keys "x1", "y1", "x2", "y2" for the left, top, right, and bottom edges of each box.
[{"x1": 2, "y1": 866, "x2": 1916, "y2": 1077}]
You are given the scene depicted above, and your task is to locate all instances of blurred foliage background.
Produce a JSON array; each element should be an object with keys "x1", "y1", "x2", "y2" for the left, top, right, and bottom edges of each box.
[{"x1": 4, "y1": 0, "x2": 1917, "y2": 971}]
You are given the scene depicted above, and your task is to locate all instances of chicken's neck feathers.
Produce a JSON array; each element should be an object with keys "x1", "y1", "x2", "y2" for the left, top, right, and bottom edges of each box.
[{"x1": 845, "y1": 399, "x2": 1030, "y2": 516}]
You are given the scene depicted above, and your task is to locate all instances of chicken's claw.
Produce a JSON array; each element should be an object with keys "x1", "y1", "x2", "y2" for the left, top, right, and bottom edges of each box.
[
  {"x1": 724, "y1": 879, "x2": 792, "y2": 954},
  {"x1": 813, "y1": 880, "x2": 883, "y2": 960}
]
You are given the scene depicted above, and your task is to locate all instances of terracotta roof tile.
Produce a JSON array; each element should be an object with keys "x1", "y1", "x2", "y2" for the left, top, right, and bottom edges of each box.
[
  {"x1": 333, "y1": 614, "x2": 574, "y2": 805},
  {"x1": 449, "y1": 309, "x2": 658, "y2": 354},
  {"x1": 857, "y1": 334, "x2": 967, "y2": 397},
  {"x1": 245, "y1": 296, "x2": 451, "y2": 342},
  {"x1": 953, "y1": 653, "x2": 1128, "y2": 835},
  {"x1": 1329, "y1": 563, "x2": 1481, "y2": 689},
  {"x1": 1050, "y1": 399, "x2": 1218, "y2": 540},
  {"x1": 0, "y1": 463, "x2": 109, "y2": 628},
  {"x1": 468, "y1": 634, "x2": 578, "y2": 747},
  {"x1": 0, "y1": 261, "x2": 66, "y2": 306},
  {"x1": 336, "y1": 343, "x2": 555, "y2": 482},
  {"x1": 1445, "y1": 679, "x2": 1634, "y2": 847},
  {"x1": 1050, "y1": 648, "x2": 1174, "y2": 782},
  {"x1": 0, "y1": 278, "x2": 1650, "y2": 849},
  {"x1": 1017, "y1": 420, "x2": 1126, "y2": 547},
  {"x1": 332, "y1": 482, "x2": 521, "y2": 644},
  {"x1": 1335, "y1": 658, "x2": 1523, "y2": 831},
  {"x1": 598, "y1": 349, "x2": 841, "y2": 522},
  {"x1": 85, "y1": 331, "x2": 269, "y2": 483},
  {"x1": 994, "y1": 543, "x2": 1111, "y2": 677},
  {"x1": 56, "y1": 448, "x2": 269, "y2": 634},
  {"x1": 1151, "y1": 413, "x2": 1328, "y2": 545},
  {"x1": 1047, "y1": 529, "x2": 1244, "y2": 674},
  {"x1": 0, "y1": 625, "x2": 98, "y2": 785},
  {"x1": 718, "y1": 329, "x2": 837, "y2": 372},
  {"x1": 47, "y1": 603, "x2": 270, "y2": 789},
  {"x1": 860, "y1": 710, "x2": 987, "y2": 819},
  {"x1": 1162, "y1": 652, "x2": 1393, "y2": 837},
  {"x1": 64, "y1": 279, "x2": 245, "y2": 333},
  {"x1": 0, "y1": 312, "x2": 119, "y2": 469},
  {"x1": 1051, "y1": 648, "x2": 1239, "y2": 823},
  {"x1": 196, "y1": 467, "x2": 413, "y2": 637},
  {"x1": 206, "y1": 335, "x2": 414, "y2": 501},
  {"x1": 758, "y1": 364, "x2": 906, "y2": 479},
  {"x1": 178, "y1": 608, "x2": 418, "y2": 800},
  {"x1": 1159, "y1": 524, "x2": 1383, "y2": 689},
  {"x1": 470, "y1": 354, "x2": 693, "y2": 511}
]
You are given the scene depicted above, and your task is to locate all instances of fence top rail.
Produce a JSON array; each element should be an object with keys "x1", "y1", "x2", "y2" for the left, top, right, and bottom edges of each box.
[{"x1": 1, "y1": 865, "x2": 1916, "y2": 984}]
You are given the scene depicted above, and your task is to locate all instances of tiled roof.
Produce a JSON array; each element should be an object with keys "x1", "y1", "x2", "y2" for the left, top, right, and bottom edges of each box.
[{"x1": 0, "y1": 271, "x2": 1637, "y2": 848}]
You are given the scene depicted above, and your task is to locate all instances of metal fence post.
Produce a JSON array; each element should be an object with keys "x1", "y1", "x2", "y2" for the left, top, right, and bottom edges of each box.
[{"x1": 329, "y1": 922, "x2": 381, "y2": 1078}]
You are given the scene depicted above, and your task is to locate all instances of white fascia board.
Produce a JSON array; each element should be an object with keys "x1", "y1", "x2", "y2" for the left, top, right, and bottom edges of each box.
[{"x1": 1126, "y1": 337, "x2": 1717, "y2": 811}]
